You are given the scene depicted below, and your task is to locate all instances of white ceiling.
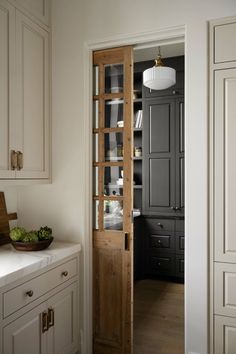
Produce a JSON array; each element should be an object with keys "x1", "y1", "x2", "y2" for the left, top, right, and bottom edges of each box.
[{"x1": 134, "y1": 42, "x2": 185, "y2": 62}]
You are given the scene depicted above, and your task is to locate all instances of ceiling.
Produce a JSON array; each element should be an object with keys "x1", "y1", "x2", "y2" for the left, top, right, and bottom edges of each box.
[{"x1": 134, "y1": 42, "x2": 185, "y2": 63}]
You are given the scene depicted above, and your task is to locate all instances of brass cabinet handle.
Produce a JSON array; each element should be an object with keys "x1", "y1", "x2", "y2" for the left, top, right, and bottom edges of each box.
[
  {"x1": 62, "y1": 271, "x2": 68, "y2": 277},
  {"x1": 26, "y1": 290, "x2": 34, "y2": 297},
  {"x1": 42, "y1": 311, "x2": 48, "y2": 333},
  {"x1": 11, "y1": 150, "x2": 18, "y2": 170},
  {"x1": 48, "y1": 307, "x2": 54, "y2": 328},
  {"x1": 17, "y1": 151, "x2": 23, "y2": 170}
]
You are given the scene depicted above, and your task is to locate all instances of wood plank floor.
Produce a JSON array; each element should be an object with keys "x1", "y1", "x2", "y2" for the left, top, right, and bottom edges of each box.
[{"x1": 134, "y1": 279, "x2": 184, "y2": 354}]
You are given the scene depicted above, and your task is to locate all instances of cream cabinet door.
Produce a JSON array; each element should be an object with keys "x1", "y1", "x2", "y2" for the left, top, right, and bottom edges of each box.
[
  {"x1": 0, "y1": 0, "x2": 16, "y2": 179},
  {"x1": 214, "y1": 315, "x2": 236, "y2": 354},
  {"x1": 15, "y1": 0, "x2": 50, "y2": 26},
  {"x1": 215, "y1": 262, "x2": 236, "y2": 317},
  {"x1": 214, "y1": 68, "x2": 236, "y2": 263},
  {"x1": 15, "y1": 10, "x2": 50, "y2": 179},
  {"x1": 47, "y1": 283, "x2": 78, "y2": 354},
  {"x1": 3, "y1": 302, "x2": 47, "y2": 354}
]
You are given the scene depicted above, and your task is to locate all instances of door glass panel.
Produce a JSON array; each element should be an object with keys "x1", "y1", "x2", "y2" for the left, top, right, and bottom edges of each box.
[
  {"x1": 104, "y1": 166, "x2": 123, "y2": 196},
  {"x1": 93, "y1": 65, "x2": 99, "y2": 96},
  {"x1": 93, "y1": 167, "x2": 99, "y2": 196},
  {"x1": 93, "y1": 100, "x2": 99, "y2": 129},
  {"x1": 93, "y1": 134, "x2": 99, "y2": 162},
  {"x1": 105, "y1": 132, "x2": 123, "y2": 161},
  {"x1": 105, "y1": 64, "x2": 123, "y2": 94},
  {"x1": 104, "y1": 200, "x2": 123, "y2": 230},
  {"x1": 105, "y1": 100, "x2": 124, "y2": 128},
  {"x1": 93, "y1": 200, "x2": 99, "y2": 230}
]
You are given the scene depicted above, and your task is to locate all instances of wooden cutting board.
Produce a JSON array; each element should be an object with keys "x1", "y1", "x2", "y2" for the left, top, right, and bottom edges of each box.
[{"x1": 0, "y1": 192, "x2": 17, "y2": 245}]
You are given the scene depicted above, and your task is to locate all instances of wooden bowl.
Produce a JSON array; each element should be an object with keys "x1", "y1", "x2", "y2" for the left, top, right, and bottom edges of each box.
[{"x1": 11, "y1": 237, "x2": 53, "y2": 251}]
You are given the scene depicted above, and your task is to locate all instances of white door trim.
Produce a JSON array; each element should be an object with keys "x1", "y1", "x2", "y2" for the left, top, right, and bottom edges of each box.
[{"x1": 82, "y1": 25, "x2": 185, "y2": 354}]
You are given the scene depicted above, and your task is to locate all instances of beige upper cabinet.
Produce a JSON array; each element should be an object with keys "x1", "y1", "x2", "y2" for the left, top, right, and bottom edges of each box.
[
  {"x1": 15, "y1": 10, "x2": 50, "y2": 179},
  {"x1": 214, "y1": 21, "x2": 236, "y2": 64},
  {"x1": 214, "y1": 68, "x2": 236, "y2": 263},
  {"x1": 0, "y1": 0, "x2": 50, "y2": 180},
  {"x1": 0, "y1": 0, "x2": 16, "y2": 179},
  {"x1": 14, "y1": 0, "x2": 49, "y2": 26}
]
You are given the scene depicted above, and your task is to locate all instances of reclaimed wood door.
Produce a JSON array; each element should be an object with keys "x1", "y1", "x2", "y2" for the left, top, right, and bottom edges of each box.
[{"x1": 93, "y1": 46, "x2": 133, "y2": 354}]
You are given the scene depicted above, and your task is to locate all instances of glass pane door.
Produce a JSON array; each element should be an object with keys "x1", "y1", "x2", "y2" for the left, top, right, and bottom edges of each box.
[{"x1": 92, "y1": 46, "x2": 133, "y2": 354}]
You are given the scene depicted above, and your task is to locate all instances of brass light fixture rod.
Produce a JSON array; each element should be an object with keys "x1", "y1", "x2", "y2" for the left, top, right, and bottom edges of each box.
[{"x1": 154, "y1": 46, "x2": 164, "y2": 67}]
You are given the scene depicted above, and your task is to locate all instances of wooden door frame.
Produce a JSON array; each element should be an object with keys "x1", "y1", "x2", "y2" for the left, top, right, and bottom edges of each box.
[{"x1": 82, "y1": 26, "x2": 185, "y2": 354}]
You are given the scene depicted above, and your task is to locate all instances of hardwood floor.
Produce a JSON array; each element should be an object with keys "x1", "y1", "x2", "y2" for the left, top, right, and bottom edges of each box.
[{"x1": 134, "y1": 279, "x2": 184, "y2": 354}]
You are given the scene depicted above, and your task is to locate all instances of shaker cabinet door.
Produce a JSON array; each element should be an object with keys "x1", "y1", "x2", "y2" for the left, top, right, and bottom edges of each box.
[
  {"x1": 214, "y1": 68, "x2": 236, "y2": 263},
  {"x1": 143, "y1": 98, "x2": 176, "y2": 215},
  {"x1": 3, "y1": 303, "x2": 47, "y2": 354},
  {"x1": 0, "y1": 0, "x2": 16, "y2": 179},
  {"x1": 47, "y1": 283, "x2": 78, "y2": 354},
  {"x1": 15, "y1": 10, "x2": 50, "y2": 179}
]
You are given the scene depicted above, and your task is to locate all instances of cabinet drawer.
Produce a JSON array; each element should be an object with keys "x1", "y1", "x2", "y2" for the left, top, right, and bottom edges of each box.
[
  {"x1": 215, "y1": 262, "x2": 236, "y2": 317},
  {"x1": 149, "y1": 234, "x2": 175, "y2": 252},
  {"x1": 214, "y1": 315, "x2": 236, "y2": 354},
  {"x1": 145, "y1": 218, "x2": 175, "y2": 233},
  {"x1": 214, "y1": 22, "x2": 236, "y2": 63},
  {"x1": 3, "y1": 258, "x2": 77, "y2": 318},
  {"x1": 175, "y1": 220, "x2": 184, "y2": 232},
  {"x1": 147, "y1": 255, "x2": 175, "y2": 276}
]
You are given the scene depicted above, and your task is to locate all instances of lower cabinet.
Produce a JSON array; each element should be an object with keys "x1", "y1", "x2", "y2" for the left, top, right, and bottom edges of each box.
[
  {"x1": 138, "y1": 217, "x2": 184, "y2": 279},
  {"x1": 3, "y1": 302, "x2": 47, "y2": 354},
  {"x1": 3, "y1": 282, "x2": 78, "y2": 354},
  {"x1": 214, "y1": 315, "x2": 236, "y2": 354}
]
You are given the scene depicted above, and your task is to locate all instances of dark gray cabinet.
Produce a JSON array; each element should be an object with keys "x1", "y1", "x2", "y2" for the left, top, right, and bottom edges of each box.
[
  {"x1": 143, "y1": 97, "x2": 184, "y2": 216},
  {"x1": 143, "y1": 217, "x2": 184, "y2": 279},
  {"x1": 133, "y1": 56, "x2": 185, "y2": 281}
]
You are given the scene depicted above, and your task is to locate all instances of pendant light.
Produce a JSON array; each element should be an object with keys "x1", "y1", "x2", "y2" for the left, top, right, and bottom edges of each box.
[{"x1": 143, "y1": 47, "x2": 176, "y2": 90}]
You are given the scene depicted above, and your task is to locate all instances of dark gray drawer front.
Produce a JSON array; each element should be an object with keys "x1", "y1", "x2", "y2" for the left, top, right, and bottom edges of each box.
[
  {"x1": 148, "y1": 255, "x2": 175, "y2": 276},
  {"x1": 149, "y1": 234, "x2": 175, "y2": 251},
  {"x1": 145, "y1": 218, "x2": 175, "y2": 233},
  {"x1": 176, "y1": 220, "x2": 184, "y2": 232}
]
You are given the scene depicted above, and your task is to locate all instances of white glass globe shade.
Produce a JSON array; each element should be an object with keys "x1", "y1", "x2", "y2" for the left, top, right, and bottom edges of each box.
[{"x1": 143, "y1": 66, "x2": 176, "y2": 90}]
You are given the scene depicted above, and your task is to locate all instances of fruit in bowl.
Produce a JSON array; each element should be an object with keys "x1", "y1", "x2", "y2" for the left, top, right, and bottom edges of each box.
[{"x1": 10, "y1": 226, "x2": 53, "y2": 251}]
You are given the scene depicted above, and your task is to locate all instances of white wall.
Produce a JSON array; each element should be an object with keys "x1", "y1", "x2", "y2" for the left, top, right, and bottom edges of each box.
[{"x1": 16, "y1": 1, "x2": 236, "y2": 354}]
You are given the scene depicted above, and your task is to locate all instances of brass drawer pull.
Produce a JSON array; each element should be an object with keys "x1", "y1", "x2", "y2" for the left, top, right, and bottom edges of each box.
[
  {"x1": 62, "y1": 271, "x2": 68, "y2": 277},
  {"x1": 48, "y1": 307, "x2": 54, "y2": 328},
  {"x1": 42, "y1": 311, "x2": 48, "y2": 333},
  {"x1": 17, "y1": 151, "x2": 23, "y2": 170},
  {"x1": 26, "y1": 290, "x2": 34, "y2": 297},
  {"x1": 11, "y1": 150, "x2": 18, "y2": 170}
]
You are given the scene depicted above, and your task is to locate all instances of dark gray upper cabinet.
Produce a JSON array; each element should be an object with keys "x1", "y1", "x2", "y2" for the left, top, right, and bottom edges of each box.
[
  {"x1": 143, "y1": 96, "x2": 184, "y2": 216},
  {"x1": 175, "y1": 98, "x2": 185, "y2": 213}
]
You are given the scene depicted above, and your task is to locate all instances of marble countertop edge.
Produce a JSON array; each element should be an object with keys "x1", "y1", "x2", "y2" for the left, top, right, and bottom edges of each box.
[{"x1": 0, "y1": 241, "x2": 81, "y2": 288}]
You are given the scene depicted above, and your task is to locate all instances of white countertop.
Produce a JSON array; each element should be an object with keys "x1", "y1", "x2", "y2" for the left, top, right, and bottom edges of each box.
[{"x1": 0, "y1": 241, "x2": 81, "y2": 288}]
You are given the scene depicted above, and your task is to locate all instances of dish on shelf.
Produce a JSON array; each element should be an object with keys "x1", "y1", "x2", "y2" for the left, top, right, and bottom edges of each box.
[
  {"x1": 116, "y1": 178, "x2": 123, "y2": 186},
  {"x1": 12, "y1": 238, "x2": 53, "y2": 251},
  {"x1": 117, "y1": 120, "x2": 124, "y2": 127}
]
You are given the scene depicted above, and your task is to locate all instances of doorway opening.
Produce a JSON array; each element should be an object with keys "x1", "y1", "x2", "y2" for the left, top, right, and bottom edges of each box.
[
  {"x1": 88, "y1": 31, "x2": 185, "y2": 354},
  {"x1": 133, "y1": 43, "x2": 185, "y2": 354}
]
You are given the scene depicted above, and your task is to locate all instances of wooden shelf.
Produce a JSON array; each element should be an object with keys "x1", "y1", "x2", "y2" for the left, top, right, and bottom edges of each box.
[
  {"x1": 104, "y1": 184, "x2": 142, "y2": 189},
  {"x1": 133, "y1": 157, "x2": 143, "y2": 160},
  {"x1": 134, "y1": 98, "x2": 142, "y2": 103},
  {"x1": 134, "y1": 185, "x2": 143, "y2": 189}
]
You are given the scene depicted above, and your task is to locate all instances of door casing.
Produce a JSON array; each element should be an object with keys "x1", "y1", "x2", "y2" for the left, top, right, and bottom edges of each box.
[{"x1": 82, "y1": 27, "x2": 185, "y2": 354}]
